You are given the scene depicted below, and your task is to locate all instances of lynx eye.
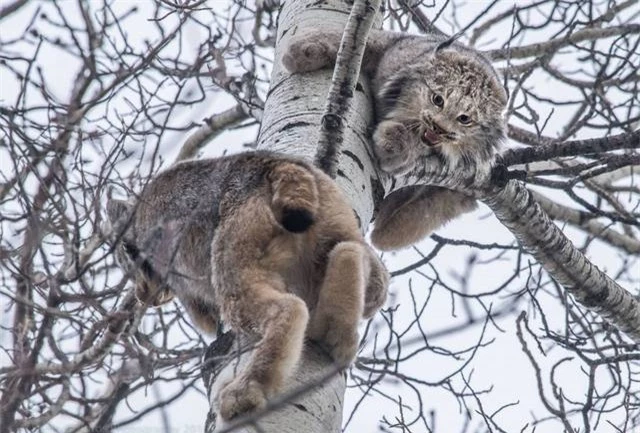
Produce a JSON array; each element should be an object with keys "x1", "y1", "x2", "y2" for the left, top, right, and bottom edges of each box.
[
  {"x1": 457, "y1": 114, "x2": 473, "y2": 125},
  {"x1": 431, "y1": 93, "x2": 444, "y2": 107}
]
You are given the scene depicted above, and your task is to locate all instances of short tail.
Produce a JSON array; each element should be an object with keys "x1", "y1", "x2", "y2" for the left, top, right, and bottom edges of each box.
[{"x1": 268, "y1": 162, "x2": 319, "y2": 233}]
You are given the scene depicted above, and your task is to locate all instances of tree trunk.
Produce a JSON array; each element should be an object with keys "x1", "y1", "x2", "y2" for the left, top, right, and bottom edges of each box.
[
  {"x1": 204, "y1": 1, "x2": 640, "y2": 431},
  {"x1": 203, "y1": 1, "x2": 382, "y2": 431}
]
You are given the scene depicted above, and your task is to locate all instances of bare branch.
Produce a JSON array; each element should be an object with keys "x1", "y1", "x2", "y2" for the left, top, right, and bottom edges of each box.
[
  {"x1": 487, "y1": 24, "x2": 640, "y2": 60},
  {"x1": 175, "y1": 104, "x2": 248, "y2": 163}
]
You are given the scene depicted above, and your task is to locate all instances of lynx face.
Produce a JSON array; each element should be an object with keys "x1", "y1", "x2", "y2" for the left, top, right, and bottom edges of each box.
[{"x1": 373, "y1": 50, "x2": 508, "y2": 176}]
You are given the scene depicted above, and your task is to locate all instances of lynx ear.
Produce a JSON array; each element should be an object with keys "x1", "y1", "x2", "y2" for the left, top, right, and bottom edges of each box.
[
  {"x1": 107, "y1": 199, "x2": 132, "y2": 223},
  {"x1": 104, "y1": 198, "x2": 135, "y2": 241}
]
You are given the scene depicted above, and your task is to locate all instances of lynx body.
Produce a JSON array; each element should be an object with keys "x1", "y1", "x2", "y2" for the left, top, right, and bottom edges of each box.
[
  {"x1": 283, "y1": 30, "x2": 507, "y2": 250},
  {"x1": 107, "y1": 151, "x2": 388, "y2": 420}
]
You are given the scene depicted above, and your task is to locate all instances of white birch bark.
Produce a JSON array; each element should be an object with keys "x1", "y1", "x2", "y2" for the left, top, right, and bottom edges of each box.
[
  {"x1": 204, "y1": 1, "x2": 382, "y2": 431},
  {"x1": 256, "y1": 0, "x2": 382, "y2": 224}
]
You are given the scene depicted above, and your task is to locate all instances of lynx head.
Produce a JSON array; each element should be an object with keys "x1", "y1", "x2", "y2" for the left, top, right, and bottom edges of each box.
[
  {"x1": 373, "y1": 47, "x2": 507, "y2": 176},
  {"x1": 105, "y1": 198, "x2": 175, "y2": 306}
]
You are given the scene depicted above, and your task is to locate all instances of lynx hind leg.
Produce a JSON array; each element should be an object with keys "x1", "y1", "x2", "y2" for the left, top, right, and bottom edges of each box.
[
  {"x1": 371, "y1": 186, "x2": 477, "y2": 251},
  {"x1": 281, "y1": 31, "x2": 341, "y2": 73},
  {"x1": 362, "y1": 245, "x2": 389, "y2": 319},
  {"x1": 268, "y1": 162, "x2": 319, "y2": 233},
  {"x1": 213, "y1": 203, "x2": 309, "y2": 420},
  {"x1": 308, "y1": 241, "x2": 367, "y2": 367},
  {"x1": 181, "y1": 295, "x2": 219, "y2": 335},
  {"x1": 217, "y1": 288, "x2": 309, "y2": 420}
]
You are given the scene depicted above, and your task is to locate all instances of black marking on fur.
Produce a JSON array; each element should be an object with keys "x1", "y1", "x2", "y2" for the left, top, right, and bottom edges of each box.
[
  {"x1": 515, "y1": 186, "x2": 537, "y2": 213},
  {"x1": 371, "y1": 175, "x2": 385, "y2": 216},
  {"x1": 281, "y1": 207, "x2": 315, "y2": 233},
  {"x1": 123, "y1": 242, "x2": 155, "y2": 282},
  {"x1": 377, "y1": 73, "x2": 411, "y2": 118},
  {"x1": 202, "y1": 331, "x2": 236, "y2": 385}
]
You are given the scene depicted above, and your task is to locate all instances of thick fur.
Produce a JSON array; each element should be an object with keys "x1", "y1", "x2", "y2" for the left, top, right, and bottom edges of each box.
[
  {"x1": 283, "y1": 30, "x2": 507, "y2": 250},
  {"x1": 106, "y1": 151, "x2": 388, "y2": 420}
]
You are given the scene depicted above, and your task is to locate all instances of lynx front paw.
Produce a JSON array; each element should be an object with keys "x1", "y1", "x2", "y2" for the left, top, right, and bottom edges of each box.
[
  {"x1": 282, "y1": 39, "x2": 334, "y2": 73},
  {"x1": 308, "y1": 318, "x2": 359, "y2": 367},
  {"x1": 372, "y1": 121, "x2": 415, "y2": 175},
  {"x1": 218, "y1": 378, "x2": 267, "y2": 421}
]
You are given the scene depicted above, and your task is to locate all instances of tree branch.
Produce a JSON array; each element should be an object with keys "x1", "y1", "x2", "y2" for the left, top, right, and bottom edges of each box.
[
  {"x1": 531, "y1": 190, "x2": 640, "y2": 254},
  {"x1": 315, "y1": 0, "x2": 380, "y2": 177},
  {"x1": 502, "y1": 130, "x2": 640, "y2": 166},
  {"x1": 387, "y1": 157, "x2": 640, "y2": 342},
  {"x1": 484, "y1": 180, "x2": 640, "y2": 341},
  {"x1": 0, "y1": 0, "x2": 29, "y2": 21},
  {"x1": 487, "y1": 24, "x2": 640, "y2": 60},
  {"x1": 175, "y1": 104, "x2": 248, "y2": 163}
]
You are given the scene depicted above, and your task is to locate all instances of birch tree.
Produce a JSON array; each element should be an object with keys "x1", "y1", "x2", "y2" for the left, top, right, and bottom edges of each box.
[{"x1": 0, "y1": 1, "x2": 639, "y2": 432}]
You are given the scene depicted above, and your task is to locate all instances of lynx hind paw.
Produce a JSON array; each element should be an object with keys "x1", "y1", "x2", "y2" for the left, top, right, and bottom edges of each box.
[
  {"x1": 218, "y1": 378, "x2": 267, "y2": 421},
  {"x1": 308, "y1": 318, "x2": 359, "y2": 367},
  {"x1": 363, "y1": 250, "x2": 389, "y2": 318},
  {"x1": 282, "y1": 38, "x2": 334, "y2": 73}
]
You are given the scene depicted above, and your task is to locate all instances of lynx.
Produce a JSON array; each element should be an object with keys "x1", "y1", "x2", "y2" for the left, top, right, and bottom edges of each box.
[
  {"x1": 283, "y1": 29, "x2": 507, "y2": 250},
  {"x1": 106, "y1": 151, "x2": 388, "y2": 420}
]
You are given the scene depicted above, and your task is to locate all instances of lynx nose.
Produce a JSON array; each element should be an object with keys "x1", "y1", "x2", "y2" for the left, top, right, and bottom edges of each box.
[{"x1": 431, "y1": 121, "x2": 447, "y2": 135}]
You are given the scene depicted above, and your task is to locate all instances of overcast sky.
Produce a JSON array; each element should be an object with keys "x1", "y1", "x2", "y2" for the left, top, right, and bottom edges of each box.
[{"x1": 1, "y1": 1, "x2": 638, "y2": 432}]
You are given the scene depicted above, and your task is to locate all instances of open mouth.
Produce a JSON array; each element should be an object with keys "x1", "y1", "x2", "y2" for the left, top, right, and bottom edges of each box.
[
  {"x1": 421, "y1": 122, "x2": 447, "y2": 146},
  {"x1": 422, "y1": 129, "x2": 441, "y2": 146}
]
